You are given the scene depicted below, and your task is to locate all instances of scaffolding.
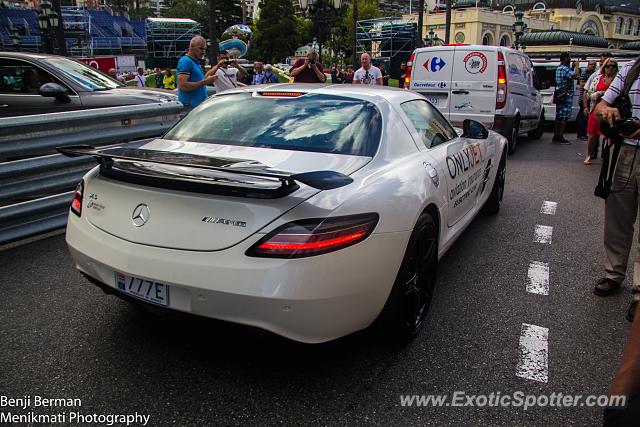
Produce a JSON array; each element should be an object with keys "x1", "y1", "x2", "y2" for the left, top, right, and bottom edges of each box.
[
  {"x1": 61, "y1": 6, "x2": 93, "y2": 58},
  {"x1": 355, "y1": 16, "x2": 417, "y2": 61},
  {"x1": 146, "y1": 17, "x2": 201, "y2": 68}
]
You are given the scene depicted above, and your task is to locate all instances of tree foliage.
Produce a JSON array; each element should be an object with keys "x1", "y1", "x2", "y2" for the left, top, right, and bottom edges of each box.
[
  {"x1": 165, "y1": 0, "x2": 208, "y2": 32},
  {"x1": 251, "y1": 0, "x2": 300, "y2": 63}
]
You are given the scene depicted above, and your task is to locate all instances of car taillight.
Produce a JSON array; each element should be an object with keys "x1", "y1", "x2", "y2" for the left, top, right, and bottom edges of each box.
[
  {"x1": 405, "y1": 52, "x2": 415, "y2": 88},
  {"x1": 496, "y1": 51, "x2": 507, "y2": 110},
  {"x1": 246, "y1": 213, "x2": 379, "y2": 258},
  {"x1": 71, "y1": 180, "x2": 84, "y2": 217}
]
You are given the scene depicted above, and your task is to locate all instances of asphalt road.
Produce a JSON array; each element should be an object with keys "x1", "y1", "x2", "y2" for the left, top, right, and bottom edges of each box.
[{"x1": 0, "y1": 131, "x2": 635, "y2": 426}]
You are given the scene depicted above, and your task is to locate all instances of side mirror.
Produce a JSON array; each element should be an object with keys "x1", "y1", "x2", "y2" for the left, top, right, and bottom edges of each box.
[
  {"x1": 462, "y1": 119, "x2": 488, "y2": 139},
  {"x1": 39, "y1": 83, "x2": 71, "y2": 103},
  {"x1": 541, "y1": 81, "x2": 551, "y2": 90}
]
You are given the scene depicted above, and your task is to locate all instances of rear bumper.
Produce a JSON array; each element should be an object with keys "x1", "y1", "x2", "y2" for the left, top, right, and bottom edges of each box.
[
  {"x1": 66, "y1": 213, "x2": 409, "y2": 343},
  {"x1": 492, "y1": 115, "x2": 516, "y2": 140}
]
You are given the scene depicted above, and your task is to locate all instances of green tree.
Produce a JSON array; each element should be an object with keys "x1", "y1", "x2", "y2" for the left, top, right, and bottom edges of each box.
[
  {"x1": 252, "y1": 0, "x2": 299, "y2": 63},
  {"x1": 344, "y1": 0, "x2": 381, "y2": 60},
  {"x1": 165, "y1": 0, "x2": 208, "y2": 31}
]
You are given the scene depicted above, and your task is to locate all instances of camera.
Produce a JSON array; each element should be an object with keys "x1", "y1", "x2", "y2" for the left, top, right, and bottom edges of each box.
[
  {"x1": 223, "y1": 59, "x2": 230, "y2": 66},
  {"x1": 616, "y1": 117, "x2": 640, "y2": 136},
  {"x1": 309, "y1": 60, "x2": 315, "y2": 65}
]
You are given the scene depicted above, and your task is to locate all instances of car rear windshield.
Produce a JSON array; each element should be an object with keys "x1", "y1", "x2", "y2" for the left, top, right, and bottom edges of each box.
[
  {"x1": 534, "y1": 65, "x2": 557, "y2": 89},
  {"x1": 164, "y1": 93, "x2": 382, "y2": 156},
  {"x1": 42, "y1": 57, "x2": 124, "y2": 90}
]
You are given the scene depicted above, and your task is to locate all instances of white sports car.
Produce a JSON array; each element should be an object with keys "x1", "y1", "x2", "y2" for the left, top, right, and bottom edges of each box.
[{"x1": 61, "y1": 84, "x2": 507, "y2": 344}]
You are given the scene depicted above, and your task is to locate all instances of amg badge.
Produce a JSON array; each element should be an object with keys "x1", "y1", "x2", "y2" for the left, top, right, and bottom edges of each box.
[{"x1": 202, "y1": 217, "x2": 247, "y2": 228}]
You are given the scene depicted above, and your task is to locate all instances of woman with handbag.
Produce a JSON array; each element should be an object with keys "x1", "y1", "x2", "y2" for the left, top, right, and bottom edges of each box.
[{"x1": 584, "y1": 59, "x2": 619, "y2": 165}]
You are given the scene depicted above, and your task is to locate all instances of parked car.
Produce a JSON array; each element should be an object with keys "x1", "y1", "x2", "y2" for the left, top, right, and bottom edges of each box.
[
  {"x1": 407, "y1": 45, "x2": 547, "y2": 154},
  {"x1": 532, "y1": 58, "x2": 631, "y2": 123},
  {"x1": 61, "y1": 84, "x2": 507, "y2": 344},
  {"x1": 0, "y1": 52, "x2": 178, "y2": 117}
]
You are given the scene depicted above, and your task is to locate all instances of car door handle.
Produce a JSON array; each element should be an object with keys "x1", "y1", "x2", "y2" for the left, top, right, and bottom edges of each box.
[
  {"x1": 452, "y1": 90, "x2": 469, "y2": 94},
  {"x1": 0, "y1": 104, "x2": 8, "y2": 108}
]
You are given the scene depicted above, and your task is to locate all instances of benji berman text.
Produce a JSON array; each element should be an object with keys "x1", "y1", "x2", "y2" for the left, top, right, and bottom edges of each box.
[{"x1": 1, "y1": 395, "x2": 81, "y2": 410}]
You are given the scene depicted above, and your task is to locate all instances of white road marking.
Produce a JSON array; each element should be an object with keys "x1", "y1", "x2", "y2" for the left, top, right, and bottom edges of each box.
[
  {"x1": 540, "y1": 201, "x2": 558, "y2": 215},
  {"x1": 534, "y1": 225, "x2": 553, "y2": 244},
  {"x1": 527, "y1": 262, "x2": 550, "y2": 295},
  {"x1": 516, "y1": 323, "x2": 549, "y2": 383}
]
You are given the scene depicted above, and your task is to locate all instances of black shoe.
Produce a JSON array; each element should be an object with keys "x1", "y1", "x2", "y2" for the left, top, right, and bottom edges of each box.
[
  {"x1": 594, "y1": 278, "x2": 622, "y2": 296},
  {"x1": 626, "y1": 300, "x2": 638, "y2": 322},
  {"x1": 559, "y1": 138, "x2": 572, "y2": 145}
]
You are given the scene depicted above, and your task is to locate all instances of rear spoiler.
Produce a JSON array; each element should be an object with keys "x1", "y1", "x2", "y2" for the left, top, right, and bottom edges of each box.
[{"x1": 57, "y1": 145, "x2": 353, "y2": 198}]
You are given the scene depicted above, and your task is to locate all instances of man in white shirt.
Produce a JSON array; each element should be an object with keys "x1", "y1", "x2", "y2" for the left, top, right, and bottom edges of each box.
[
  {"x1": 134, "y1": 68, "x2": 146, "y2": 87},
  {"x1": 353, "y1": 53, "x2": 383, "y2": 85},
  {"x1": 211, "y1": 50, "x2": 248, "y2": 93}
]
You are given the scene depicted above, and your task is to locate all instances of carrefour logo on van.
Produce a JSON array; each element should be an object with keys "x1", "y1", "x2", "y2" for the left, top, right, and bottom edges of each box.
[
  {"x1": 463, "y1": 52, "x2": 488, "y2": 74},
  {"x1": 423, "y1": 56, "x2": 447, "y2": 72}
]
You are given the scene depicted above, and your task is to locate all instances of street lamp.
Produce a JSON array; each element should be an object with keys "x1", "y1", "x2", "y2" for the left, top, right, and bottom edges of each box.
[
  {"x1": 38, "y1": 0, "x2": 60, "y2": 54},
  {"x1": 512, "y1": 10, "x2": 527, "y2": 50},
  {"x1": 300, "y1": 0, "x2": 342, "y2": 64},
  {"x1": 427, "y1": 29, "x2": 435, "y2": 46}
]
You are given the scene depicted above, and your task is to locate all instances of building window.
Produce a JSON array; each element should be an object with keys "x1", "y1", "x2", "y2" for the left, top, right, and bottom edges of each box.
[
  {"x1": 532, "y1": 2, "x2": 546, "y2": 10},
  {"x1": 502, "y1": 5, "x2": 514, "y2": 13},
  {"x1": 482, "y1": 33, "x2": 494, "y2": 45},
  {"x1": 500, "y1": 34, "x2": 511, "y2": 46},
  {"x1": 615, "y1": 17, "x2": 623, "y2": 34},
  {"x1": 635, "y1": 20, "x2": 640, "y2": 36},
  {"x1": 625, "y1": 18, "x2": 632, "y2": 35}
]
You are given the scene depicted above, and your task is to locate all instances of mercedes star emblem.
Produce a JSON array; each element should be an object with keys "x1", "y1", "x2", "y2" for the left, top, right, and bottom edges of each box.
[{"x1": 131, "y1": 203, "x2": 150, "y2": 227}]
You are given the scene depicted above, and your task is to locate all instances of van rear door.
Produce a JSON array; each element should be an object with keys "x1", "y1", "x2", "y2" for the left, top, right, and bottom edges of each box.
[
  {"x1": 410, "y1": 47, "x2": 454, "y2": 116},
  {"x1": 449, "y1": 47, "x2": 497, "y2": 127}
]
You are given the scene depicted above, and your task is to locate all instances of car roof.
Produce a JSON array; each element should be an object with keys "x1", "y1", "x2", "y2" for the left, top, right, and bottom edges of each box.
[
  {"x1": 0, "y1": 51, "x2": 57, "y2": 60},
  {"x1": 413, "y1": 45, "x2": 517, "y2": 53},
  {"x1": 216, "y1": 83, "x2": 424, "y2": 106}
]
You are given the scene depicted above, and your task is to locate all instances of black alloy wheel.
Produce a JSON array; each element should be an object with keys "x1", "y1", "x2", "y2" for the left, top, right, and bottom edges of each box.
[
  {"x1": 482, "y1": 150, "x2": 506, "y2": 215},
  {"x1": 376, "y1": 213, "x2": 438, "y2": 340}
]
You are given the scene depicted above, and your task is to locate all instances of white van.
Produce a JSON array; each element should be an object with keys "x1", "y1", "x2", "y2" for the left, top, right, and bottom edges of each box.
[{"x1": 407, "y1": 45, "x2": 546, "y2": 154}]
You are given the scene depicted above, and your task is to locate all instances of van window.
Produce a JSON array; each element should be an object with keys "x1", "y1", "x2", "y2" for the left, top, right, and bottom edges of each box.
[
  {"x1": 400, "y1": 99, "x2": 457, "y2": 148},
  {"x1": 507, "y1": 53, "x2": 528, "y2": 83}
]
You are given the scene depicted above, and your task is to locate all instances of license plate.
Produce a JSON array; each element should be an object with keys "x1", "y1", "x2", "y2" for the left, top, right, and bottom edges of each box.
[{"x1": 115, "y1": 272, "x2": 169, "y2": 307}]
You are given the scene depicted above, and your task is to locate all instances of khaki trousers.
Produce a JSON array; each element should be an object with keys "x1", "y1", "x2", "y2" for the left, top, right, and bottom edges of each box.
[{"x1": 604, "y1": 143, "x2": 640, "y2": 299}]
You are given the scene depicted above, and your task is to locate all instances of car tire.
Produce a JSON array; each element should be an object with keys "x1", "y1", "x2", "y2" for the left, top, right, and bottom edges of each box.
[
  {"x1": 482, "y1": 150, "x2": 506, "y2": 215},
  {"x1": 374, "y1": 212, "x2": 438, "y2": 342},
  {"x1": 508, "y1": 120, "x2": 519, "y2": 155},
  {"x1": 528, "y1": 111, "x2": 545, "y2": 140}
]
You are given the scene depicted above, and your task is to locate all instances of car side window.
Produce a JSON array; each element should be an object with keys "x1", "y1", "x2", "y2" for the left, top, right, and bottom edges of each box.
[
  {"x1": 400, "y1": 99, "x2": 457, "y2": 148},
  {"x1": 0, "y1": 59, "x2": 63, "y2": 95}
]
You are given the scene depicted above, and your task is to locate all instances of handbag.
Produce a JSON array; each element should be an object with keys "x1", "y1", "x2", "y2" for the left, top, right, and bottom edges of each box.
[{"x1": 553, "y1": 83, "x2": 568, "y2": 104}]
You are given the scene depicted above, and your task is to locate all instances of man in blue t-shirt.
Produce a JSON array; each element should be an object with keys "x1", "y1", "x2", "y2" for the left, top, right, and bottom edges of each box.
[{"x1": 177, "y1": 36, "x2": 217, "y2": 110}]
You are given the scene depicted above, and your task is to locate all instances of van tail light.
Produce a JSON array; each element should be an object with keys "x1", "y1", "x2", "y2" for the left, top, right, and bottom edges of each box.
[
  {"x1": 70, "y1": 180, "x2": 84, "y2": 217},
  {"x1": 496, "y1": 51, "x2": 507, "y2": 110},
  {"x1": 246, "y1": 213, "x2": 379, "y2": 258},
  {"x1": 405, "y1": 52, "x2": 415, "y2": 88}
]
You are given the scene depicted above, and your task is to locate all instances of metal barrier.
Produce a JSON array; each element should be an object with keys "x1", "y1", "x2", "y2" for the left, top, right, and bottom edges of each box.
[{"x1": 0, "y1": 102, "x2": 184, "y2": 245}]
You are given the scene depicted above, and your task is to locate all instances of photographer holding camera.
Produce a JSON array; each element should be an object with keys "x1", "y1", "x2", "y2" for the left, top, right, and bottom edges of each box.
[
  {"x1": 593, "y1": 57, "x2": 640, "y2": 322},
  {"x1": 290, "y1": 49, "x2": 326, "y2": 83},
  {"x1": 211, "y1": 50, "x2": 248, "y2": 94}
]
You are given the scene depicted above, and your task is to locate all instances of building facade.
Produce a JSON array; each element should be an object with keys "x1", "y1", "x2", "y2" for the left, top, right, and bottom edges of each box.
[{"x1": 419, "y1": 1, "x2": 640, "y2": 52}]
